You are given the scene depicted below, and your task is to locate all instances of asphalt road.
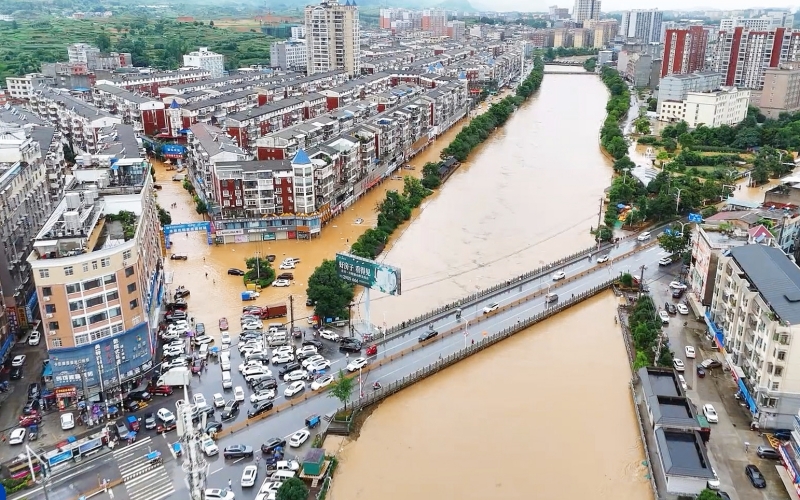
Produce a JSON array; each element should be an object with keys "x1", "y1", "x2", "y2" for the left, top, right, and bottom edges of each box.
[{"x1": 31, "y1": 234, "x2": 680, "y2": 500}]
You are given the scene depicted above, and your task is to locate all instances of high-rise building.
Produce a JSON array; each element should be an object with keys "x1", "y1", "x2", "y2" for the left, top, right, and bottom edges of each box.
[
  {"x1": 305, "y1": 0, "x2": 360, "y2": 77},
  {"x1": 585, "y1": 19, "x2": 618, "y2": 48},
  {"x1": 271, "y1": 40, "x2": 308, "y2": 72},
  {"x1": 572, "y1": 0, "x2": 601, "y2": 24},
  {"x1": 720, "y1": 12, "x2": 794, "y2": 31},
  {"x1": 711, "y1": 28, "x2": 800, "y2": 89},
  {"x1": 447, "y1": 21, "x2": 466, "y2": 40},
  {"x1": 620, "y1": 9, "x2": 663, "y2": 44},
  {"x1": 183, "y1": 47, "x2": 225, "y2": 78},
  {"x1": 759, "y1": 65, "x2": 800, "y2": 119},
  {"x1": 422, "y1": 9, "x2": 447, "y2": 36},
  {"x1": 662, "y1": 26, "x2": 709, "y2": 77}
]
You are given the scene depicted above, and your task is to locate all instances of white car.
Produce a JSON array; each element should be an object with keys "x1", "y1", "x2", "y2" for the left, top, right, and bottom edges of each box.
[
  {"x1": 193, "y1": 393, "x2": 207, "y2": 409},
  {"x1": 239, "y1": 341, "x2": 263, "y2": 354},
  {"x1": 60, "y1": 412, "x2": 75, "y2": 430},
  {"x1": 193, "y1": 335, "x2": 214, "y2": 345},
  {"x1": 482, "y1": 302, "x2": 500, "y2": 314},
  {"x1": 307, "y1": 359, "x2": 331, "y2": 372},
  {"x1": 234, "y1": 386, "x2": 245, "y2": 402},
  {"x1": 161, "y1": 331, "x2": 181, "y2": 341},
  {"x1": 673, "y1": 359, "x2": 685, "y2": 372},
  {"x1": 284, "y1": 381, "x2": 306, "y2": 397},
  {"x1": 319, "y1": 329, "x2": 340, "y2": 341},
  {"x1": 213, "y1": 393, "x2": 226, "y2": 408},
  {"x1": 201, "y1": 436, "x2": 219, "y2": 456},
  {"x1": 163, "y1": 347, "x2": 184, "y2": 357},
  {"x1": 260, "y1": 481, "x2": 282, "y2": 495},
  {"x1": 272, "y1": 352, "x2": 294, "y2": 365},
  {"x1": 245, "y1": 350, "x2": 268, "y2": 362},
  {"x1": 637, "y1": 231, "x2": 651, "y2": 241},
  {"x1": 8, "y1": 428, "x2": 26, "y2": 445},
  {"x1": 302, "y1": 354, "x2": 325, "y2": 369},
  {"x1": 204, "y1": 489, "x2": 235, "y2": 500},
  {"x1": 283, "y1": 369, "x2": 309, "y2": 382},
  {"x1": 241, "y1": 465, "x2": 258, "y2": 487},
  {"x1": 242, "y1": 321, "x2": 263, "y2": 331},
  {"x1": 221, "y1": 332, "x2": 231, "y2": 345},
  {"x1": 669, "y1": 281, "x2": 688, "y2": 290},
  {"x1": 677, "y1": 303, "x2": 689, "y2": 315},
  {"x1": 239, "y1": 360, "x2": 267, "y2": 373},
  {"x1": 684, "y1": 346, "x2": 696, "y2": 359},
  {"x1": 273, "y1": 345, "x2": 293, "y2": 355},
  {"x1": 164, "y1": 358, "x2": 188, "y2": 370},
  {"x1": 552, "y1": 271, "x2": 566, "y2": 281},
  {"x1": 346, "y1": 357, "x2": 368, "y2": 372},
  {"x1": 289, "y1": 429, "x2": 310, "y2": 448},
  {"x1": 596, "y1": 254, "x2": 609, "y2": 263},
  {"x1": 296, "y1": 345, "x2": 317, "y2": 357},
  {"x1": 279, "y1": 262, "x2": 296, "y2": 270},
  {"x1": 273, "y1": 279, "x2": 291, "y2": 287},
  {"x1": 658, "y1": 257, "x2": 673, "y2": 266},
  {"x1": 243, "y1": 365, "x2": 271, "y2": 378},
  {"x1": 678, "y1": 374, "x2": 687, "y2": 391},
  {"x1": 703, "y1": 404, "x2": 719, "y2": 423},
  {"x1": 276, "y1": 460, "x2": 300, "y2": 471},
  {"x1": 311, "y1": 374, "x2": 334, "y2": 391},
  {"x1": 28, "y1": 331, "x2": 41, "y2": 346},
  {"x1": 250, "y1": 389, "x2": 276, "y2": 403},
  {"x1": 11, "y1": 355, "x2": 26, "y2": 367},
  {"x1": 658, "y1": 310, "x2": 670, "y2": 324},
  {"x1": 157, "y1": 408, "x2": 176, "y2": 423}
]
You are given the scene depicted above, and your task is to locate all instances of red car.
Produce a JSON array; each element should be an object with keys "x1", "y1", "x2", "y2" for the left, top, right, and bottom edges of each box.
[
  {"x1": 19, "y1": 413, "x2": 42, "y2": 427},
  {"x1": 147, "y1": 385, "x2": 174, "y2": 396},
  {"x1": 219, "y1": 317, "x2": 229, "y2": 331},
  {"x1": 156, "y1": 421, "x2": 176, "y2": 433},
  {"x1": 191, "y1": 358, "x2": 204, "y2": 374}
]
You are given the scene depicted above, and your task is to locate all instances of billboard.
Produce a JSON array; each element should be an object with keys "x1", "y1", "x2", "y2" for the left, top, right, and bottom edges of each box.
[{"x1": 335, "y1": 253, "x2": 401, "y2": 295}]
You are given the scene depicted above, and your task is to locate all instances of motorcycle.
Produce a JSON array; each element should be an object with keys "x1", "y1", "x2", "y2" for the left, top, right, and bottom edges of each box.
[{"x1": 372, "y1": 382, "x2": 382, "y2": 391}]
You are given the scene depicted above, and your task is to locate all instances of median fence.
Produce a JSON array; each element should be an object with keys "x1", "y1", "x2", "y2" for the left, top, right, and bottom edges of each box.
[{"x1": 342, "y1": 279, "x2": 616, "y2": 415}]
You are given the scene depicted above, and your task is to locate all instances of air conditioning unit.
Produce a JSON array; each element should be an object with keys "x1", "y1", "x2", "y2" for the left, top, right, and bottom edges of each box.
[
  {"x1": 49, "y1": 330, "x2": 57, "y2": 336},
  {"x1": 122, "y1": 260, "x2": 128, "y2": 267},
  {"x1": 44, "y1": 296, "x2": 50, "y2": 301},
  {"x1": 46, "y1": 313, "x2": 53, "y2": 318}
]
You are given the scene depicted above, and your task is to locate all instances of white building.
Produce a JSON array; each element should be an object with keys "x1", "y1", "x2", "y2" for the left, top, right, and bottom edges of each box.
[
  {"x1": 572, "y1": 0, "x2": 602, "y2": 24},
  {"x1": 183, "y1": 47, "x2": 225, "y2": 79},
  {"x1": 658, "y1": 87, "x2": 750, "y2": 127},
  {"x1": 5, "y1": 73, "x2": 51, "y2": 100},
  {"x1": 657, "y1": 72, "x2": 724, "y2": 116},
  {"x1": 291, "y1": 25, "x2": 307, "y2": 39},
  {"x1": 708, "y1": 244, "x2": 800, "y2": 430},
  {"x1": 720, "y1": 12, "x2": 794, "y2": 31},
  {"x1": 620, "y1": 9, "x2": 663, "y2": 44},
  {"x1": 67, "y1": 43, "x2": 95, "y2": 64},
  {"x1": 305, "y1": 0, "x2": 360, "y2": 77},
  {"x1": 270, "y1": 40, "x2": 308, "y2": 72}
]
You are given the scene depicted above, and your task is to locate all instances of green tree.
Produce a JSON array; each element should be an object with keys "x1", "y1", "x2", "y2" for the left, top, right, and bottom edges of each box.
[
  {"x1": 634, "y1": 117, "x2": 650, "y2": 135},
  {"x1": 662, "y1": 137, "x2": 678, "y2": 153},
  {"x1": 96, "y1": 32, "x2": 112, "y2": 52},
  {"x1": 657, "y1": 229, "x2": 690, "y2": 255},
  {"x1": 697, "y1": 489, "x2": 719, "y2": 500},
  {"x1": 157, "y1": 205, "x2": 172, "y2": 226},
  {"x1": 195, "y1": 199, "x2": 208, "y2": 216},
  {"x1": 619, "y1": 273, "x2": 634, "y2": 287},
  {"x1": 605, "y1": 136, "x2": 629, "y2": 159},
  {"x1": 328, "y1": 369, "x2": 355, "y2": 410},
  {"x1": 244, "y1": 256, "x2": 276, "y2": 288},
  {"x1": 647, "y1": 98, "x2": 657, "y2": 112},
  {"x1": 275, "y1": 477, "x2": 308, "y2": 500},
  {"x1": 209, "y1": 20, "x2": 215, "y2": 27},
  {"x1": 307, "y1": 260, "x2": 354, "y2": 321},
  {"x1": 633, "y1": 350, "x2": 650, "y2": 370}
]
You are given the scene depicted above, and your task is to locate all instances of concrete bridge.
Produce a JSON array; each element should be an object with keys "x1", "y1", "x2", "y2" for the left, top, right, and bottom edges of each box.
[
  {"x1": 544, "y1": 60, "x2": 585, "y2": 66},
  {"x1": 543, "y1": 68, "x2": 596, "y2": 75}
]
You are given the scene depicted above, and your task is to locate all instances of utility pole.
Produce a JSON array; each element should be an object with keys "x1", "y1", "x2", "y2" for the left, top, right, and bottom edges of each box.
[
  {"x1": 289, "y1": 295, "x2": 294, "y2": 329},
  {"x1": 26, "y1": 445, "x2": 51, "y2": 500},
  {"x1": 178, "y1": 385, "x2": 207, "y2": 500},
  {"x1": 347, "y1": 302, "x2": 353, "y2": 337},
  {"x1": 596, "y1": 197, "x2": 603, "y2": 250},
  {"x1": 639, "y1": 264, "x2": 647, "y2": 295},
  {"x1": 653, "y1": 332, "x2": 665, "y2": 364}
]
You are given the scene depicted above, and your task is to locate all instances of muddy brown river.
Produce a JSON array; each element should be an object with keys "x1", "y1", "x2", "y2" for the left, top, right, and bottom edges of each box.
[{"x1": 157, "y1": 65, "x2": 651, "y2": 499}]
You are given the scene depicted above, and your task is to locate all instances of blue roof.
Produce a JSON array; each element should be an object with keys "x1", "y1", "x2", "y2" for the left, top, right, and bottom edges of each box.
[
  {"x1": 292, "y1": 149, "x2": 311, "y2": 165},
  {"x1": 170, "y1": 99, "x2": 180, "y2": 109}
]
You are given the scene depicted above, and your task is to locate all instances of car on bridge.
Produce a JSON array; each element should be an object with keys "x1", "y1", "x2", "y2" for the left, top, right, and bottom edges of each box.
[
  {"x1": 597, "y1": 254, "x2": 609, "y2": 263},
  {"x1": 418, "y1": 330, "x2": 439, "y2": 343},
  {"x1": 346, "y1": 357, "x2": 368, "y2": 372},
  {"x1": 482, "y1": 302, "x2": 499, "y2": 314},
  {"x1": 552, "y1": 271, "x2": 566, "y2": 281}
]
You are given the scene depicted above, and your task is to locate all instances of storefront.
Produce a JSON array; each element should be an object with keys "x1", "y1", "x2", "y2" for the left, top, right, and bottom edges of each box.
[
  {"x1": 55, "y1": 386, "x2": 79, "y2": 411},
  {"x1": 704, "y1": 311, "x2": 725, "y2": 349},
  {"x1": 213, "y1": 215, "x2": 322, "y2": 244}
]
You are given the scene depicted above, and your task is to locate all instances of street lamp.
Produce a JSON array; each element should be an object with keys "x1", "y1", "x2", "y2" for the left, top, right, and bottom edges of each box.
[
  {"x1": 672, "y1": 188, "x2": 683, "y2": 213},
  {"x1": 26, "y1": 445, "x2": 51, "y2": 500}
]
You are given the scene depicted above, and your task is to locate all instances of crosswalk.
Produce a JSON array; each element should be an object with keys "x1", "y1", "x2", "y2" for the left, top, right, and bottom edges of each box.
[{"x1": 114, "y1": 437, "x2": 175, "y2": 500}]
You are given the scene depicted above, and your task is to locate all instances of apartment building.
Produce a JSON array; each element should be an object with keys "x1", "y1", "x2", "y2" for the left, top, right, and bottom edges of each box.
[
  {"x1": 661, "y1": 26, "x2": 708, "y2": 77},
  {"x1": 707, "y1": 244, "x2": 800, "y2": 429},
  {"x1": 183, "y1": 47, "x2": 225, "y2": 79},
  {"x1": 758, "y1": 66, "x2": 800, "y2": 119},
  {"x1": 27, "y1": 159, "x2": 163, "y2": 403},
  {"x1": 658, "y1": 87, "x2": 750, "y2": 126},
  {"x1": 657, "y1": 72, "x2": 724, "y2": 115},
  {"x1": 270, "y1": 40, "x2": 308, "y2": 72},
  {"x1": 720, "y1": 12, "x2": 794, "y2": 31},
  {"x1": 92, "y1": 83, "x2": 166, "y2": 136},
  {"x1": 572, "y1": 0, "x2": 601, "y2": 24},
  {"x1": 179, "y1": 90, "x2": 260, "y2": 130},
  {"x1": 585, "y1": 19, "x2": 618, "y2": 48},
  {"x1": 5, "y1": 73, "x2": 53, "y2": 100},
  {"x1": 620, "y1": 9, "x2": 663, "y2": 44},
  {"x1": 421, "y1": 9, "x2": 447, "y2": 37},
  {"x1": 447, "y1": 21, "x2": 466, "y2": 40},
  {"x1": 95, "y1": 68, "x2": 211, "y2": 96},
  {"x1": 225, "y1": 96, "x2": 321, "y2": 150},
  {"x1": 185, "y1": 123, "x2": 249, "y2": 203},
  {"x1": 711, "y1": 28, "x2": 800, "y2": 89},
  {"x1": 305, "y1": 0, "x2": 361, "y2": 77}
]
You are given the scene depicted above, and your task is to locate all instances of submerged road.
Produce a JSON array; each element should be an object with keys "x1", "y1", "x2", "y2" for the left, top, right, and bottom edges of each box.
[{"x1": 36, "y1": 232, "x2": 681, "y2": 500}]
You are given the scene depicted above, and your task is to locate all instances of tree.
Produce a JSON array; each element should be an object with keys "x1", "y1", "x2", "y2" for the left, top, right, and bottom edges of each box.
[
  {"x1": 195, "y1": 199, "x2": 208, "y2": 216},
  {"x1": 662, "y1": 137, "x2": 677, "y2": 153},
  {"x1": 275, "y1": 477, "x2": 308, "y2": 500},
  {"x1": 328, "y1": 369, "x2": 355, "y2": 410},
  {"x1": 647, "y1": 98, "x2": 657, "y2": 112},
  {"x1": 209, "y1": 20, "x2": 215, "y2": 27},
  {"x1": 657, "y1": 229, "x2": 690, "y2": 255},
  {"x1": 634, "y1": 117, "x2": 650, "y2": 135},
  {"x1": 244, "y1": 256, "x2": 276, "y2": 288},
  {"x1": 307, "y1": 260, "x2": 354, "y2": 321},
  {"x1": 157, "y1": 205, "x2": 172, "y2": 226},
  {"x1": 696, "y1": 489, "x2": 718, "y2": 500},
  {"x1": 96, "y1": 32, "x2": 112, "y2": 52}
]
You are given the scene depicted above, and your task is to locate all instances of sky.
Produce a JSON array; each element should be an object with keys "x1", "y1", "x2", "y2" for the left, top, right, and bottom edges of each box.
[{"x1": 469, "y1": 0, "x2": 798, "y2": 12}]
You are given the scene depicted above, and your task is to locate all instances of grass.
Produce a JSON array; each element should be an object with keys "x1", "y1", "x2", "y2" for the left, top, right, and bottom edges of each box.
[{"x1": 0, "y1": 17, "x2": 276, "y2": 85}]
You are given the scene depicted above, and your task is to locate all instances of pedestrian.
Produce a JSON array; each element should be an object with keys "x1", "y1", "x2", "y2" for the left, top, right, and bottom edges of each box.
[
  {"x1": 198, "y1": 373, "x2": 201, "y2": 381},
  {"x1": 205, "y1": 272, "x2": 208, "y2": 278},
  {"x1": 228, "y1": 479, "x2": 232, "y2": 490},
  {"x1": 213, "y1": 279, "x2": 216, "y2": 285},
  {"x1": 745, "y1": 441, "x2": 750, "y2": 453},
  {"x1": 471, "y1": 339, "x2": 475, "y2": 346}
]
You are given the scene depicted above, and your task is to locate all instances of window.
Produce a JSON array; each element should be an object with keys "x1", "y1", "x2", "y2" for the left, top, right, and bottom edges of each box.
[
  {"x1": 48, "y1": 321, "x2": 59, "y2": 331},
  {"x1": 106, "y1": 291, "x2": 119, "y2": 302},
  {"x1": 52, "y1": 338, "x2": 62, "y2": 348},
  {"x1": 45, "y1": 304, "x2": 56, "y2": 314},
  {"x1": 129, "y1": 299, "x2": 139, "y2": 310},
  {"x1": 104, "y1": 274, "x2": 116, "y2": 285},
  {"x1": 125, "y1": 266, "x2": 134, "y2": 277},
  {"x1": 66, "y1": 283, "x2": 80, "y2": 294},
  {"x1": 101, "y1": 258, "x2": 110, "y2": 268},
  {"x1": 276, "y1": 188, "x2": 282, "y2": 194},
  {"x1": 74, "y1": 334, "x2": 89, "y2": 346},
  {"x1": 123, "y1": 250, "x2": 131, "y2": 260},
  {"x1": 82, "y1": 263, "x2": 89, "y2": 273},
  {"x1": 88, "y1": 311, "x2": 108, "y2": 324},
  {"x1": 775, "y1": 366, "x2": 783, "y2": 376},
  {"x1": 90, "y1": 327, "x2": 112, "y2": 342},
  {"x1": 778, "y1": 351, "x2": 787, "y2": 361},
  {"x1": 64, "y1": 266, "x2": 74, "y2": 276},
  {"x1": 69, "y1": 300, "x2": 84, "y2": 312},
  {"x1": 109, "y1": 306, "x2": 121, "y2": 318},
  {"x1": 72, "y1": 317, "x2": 87, "y2": 328},
  {"x1": 42, "y1": 287, "x2": 52, "y2": 297},
  {"x1": 39, "y1": 269, "x2": 50, "y2": 279},
  {"x1": 83, "y1": 278, "x2": 102, "y2": 291},
  {"x1": 111, "y1": 323, "x2": 124, "y2": 334},
  {"x1": 85, "y1": 295, "x2": 105, "y2": 308},
  {"x1": 92, "y1": 261, "x2": 98, "y2": 270},
  {"x1": 772, "y1": 382, "x2": 780, "y2": 391},
  {"x1": 127, "y1": 282, "x2": 137, "y2": 293}
]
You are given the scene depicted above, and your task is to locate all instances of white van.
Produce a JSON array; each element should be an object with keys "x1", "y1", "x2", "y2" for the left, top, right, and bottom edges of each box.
[
  {"x1": 270, "y1": 470, "x2": 296, "y2": 481},
  {"x1": 221, "y1": 371, "x2": 232, "y2": 389},
  {"x1": 268, "y1": 333, "x2": 287, "y2": 347},
  {"x1": 637, "y1": 231, "x2": 651, "y2": 241},
  {"x1": 198, "y1": 343, "x2": 209, "y2": 359},
  {"x1": 220, "y1": 352, "x2": 231, "y2": 371}
]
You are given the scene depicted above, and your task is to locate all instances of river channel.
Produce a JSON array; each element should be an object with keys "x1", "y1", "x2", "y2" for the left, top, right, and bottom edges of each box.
[{"x1": 156, "y1": 65, "x2": 650, "y2": 499}]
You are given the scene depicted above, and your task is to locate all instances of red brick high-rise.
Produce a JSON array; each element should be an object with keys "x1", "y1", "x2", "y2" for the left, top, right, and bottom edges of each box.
[{"x1": 661, "y1": 26, "x2": 708, "y2": 77}]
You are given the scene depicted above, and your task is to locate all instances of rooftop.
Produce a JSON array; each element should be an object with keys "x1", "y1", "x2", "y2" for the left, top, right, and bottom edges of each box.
[
  {"x1": 730, "y1": 244, "x2": 800, "y2": 324},
  {"x1": 654, "y1": 428, "x2": 715, "y2": 479},
  {"x1": 94, "y1": 84, "x2": 155, "y2": 104},
  {"x1": 638, "y1": 367, "x2": 682, "y2": 398},
  {"x1": 215, "y1": 159, "x2": 292, "y2": 173}
]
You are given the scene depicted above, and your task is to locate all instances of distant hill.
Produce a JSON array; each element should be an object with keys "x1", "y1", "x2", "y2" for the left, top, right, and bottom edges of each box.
[{"x1": 436, "y1": 0, "x2": 476, "y2": 11}]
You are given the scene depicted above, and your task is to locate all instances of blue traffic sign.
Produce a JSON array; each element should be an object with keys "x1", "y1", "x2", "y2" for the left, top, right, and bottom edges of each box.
[{"x1": 688, "y1": 213, "x2": 703, "y2": 223}]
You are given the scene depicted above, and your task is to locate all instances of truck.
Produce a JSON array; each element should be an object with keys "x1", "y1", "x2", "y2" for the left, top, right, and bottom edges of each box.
[
  {"x1": 156, "y1": 367, "x2": 191, "y2": 387},
  {"x1": 260, "y1": 303, "x2": 287, "y2": 319}
]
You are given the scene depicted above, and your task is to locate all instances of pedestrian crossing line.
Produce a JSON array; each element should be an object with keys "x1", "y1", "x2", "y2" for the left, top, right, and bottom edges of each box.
[
  {"x1": 112, "y1": 437, "x2": 175, "y2": 500},
  {"x1": 126, "y1": 469, "x2": 175, "y2": 500},
  {"x1": 113, "y1": 437, "x2": 154, "y2": 461}
]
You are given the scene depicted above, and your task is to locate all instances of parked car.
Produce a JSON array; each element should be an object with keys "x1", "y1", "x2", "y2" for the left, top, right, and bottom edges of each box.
[
  {"x1": 284, "y1": 381, "x2": 305, "y2": 397},
  {"x1": 11, "y1": 355, "x2": 26, "y2": 367},
  {"x1": 658, "y1": 257, "x2": 672, "y2": 266},
  {"x1": 227, "y1": 268, "x2": 245, "y2": 276},
  {"x1": 658, "y1": 311, "x2": 670, "y2": 324},
  {"x1": 261, "y1": 438, "x2": 286, "y2": 454},
  {"x1": 277, "y1": 272, "x2": 294, "y2": 280},
  {"x1": 28, "y1": 331, "x2": 41, "y2": 346},
  {"x1": 148, "y1": 385, "x2": 174, "y2": 396},
  {"x1": 677, "y1": 303, "x2": 689, "y2": 315},
  {"x1": 319, "y1": 329, "x2": 339, "y2": 341},
  {"x1": 684, "y1": 346, "x2": 696, "y2": 358},
  {"x1": 8, "y1": 428, "x2": 26, "y2": 445},
  {"x1": 204, "y1": 489, "x2": 235, "y2": 500},
  {"x1": 702, "y1": 404, "x2": 718, "y2": 423},
  {"x1": 223, "y1": 444, "x2": 254, "y2": 459},
  {"x1": 665, "y1": 302, "x2": 677, "y2": 315},
  {"x1": 241, "y1": 465, "x2": 258, "y2": 487},
  {"x1": 201, "y1": 436, "x2": 219, "y2": 456},
  {"x1": 745, "y1": 464, "x2": 766, "y2": 488},
  {"x1": 673, "y1": 359, "x2": 685, "y2": 372},
  {"x1": 248, "y1": 400, "x2": 274, "y2": 419},
  {"x1": 10, "y1": 366, "x2": 23, "y2": 380},
  {"x1": 205, "y1": 420, "x2": 223, "y2": 435},
  {"x1": 60, "y1": 412, "x2": 75, "y2": 430},
  {"x1": 220, "y1": 400, "x2": 240, "y2": 421},
  {"x1": 289, "y1": 429, "x2": 310, "y2": 447},
  {"x1": 672, "y1": 288, "x2": 685, "y2": 299},
  {"x1": 219, "y1": 318, "x2": 229, "y2": 331},
  {"x1": 273, "y1": 279, "x2": 291, "y2": 287},
  {"x1": 144, "y1": 412, "x2": 157, "y2": 430},
  {"x1": 700, "y1": 359, "x2": 722, "y2": 369},
  {"x1": 756, "y1": 446, "x2": 781, "y2": 460}
]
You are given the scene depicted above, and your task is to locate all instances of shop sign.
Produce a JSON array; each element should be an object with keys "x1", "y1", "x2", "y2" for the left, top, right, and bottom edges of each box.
[
  {"x1": 16, "y1": 306, "x2": 28, "y2": 329},
  {"x1": 5, "y1": 307, "x2": 18, "y2": 333},
  {"x1": 216, "y1": 229, "x2": 244, "y2": 236},
  {"x1": 55, "y1": 386, "x2": 78, "y2": 398}
]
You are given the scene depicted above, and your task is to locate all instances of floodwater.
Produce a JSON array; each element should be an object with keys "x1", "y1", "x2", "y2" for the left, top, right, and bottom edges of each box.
[{"x1": 158, "y1": 65, "x2": 650, "y2": 500}]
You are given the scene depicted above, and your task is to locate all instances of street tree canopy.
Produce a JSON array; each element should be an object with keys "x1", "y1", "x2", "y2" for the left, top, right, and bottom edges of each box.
[
  {"x1": 657, "y1": 228, "x2": 691, "y2": 256},
  {"x1": 328, "y1": 369, "x2": 355, "y2": 410},
  {"x1": 276, "y1": 477, "x2": 309, "y2": 500},
  {"x1": 307, "y1": 260, "x2": 354, "y2": 321},
  {"x1": 696, "y1": 489, "x2": 719, "y2": 500},
  {"x1": 244, "y1": 256, "x2": 275, "y2": 288}
]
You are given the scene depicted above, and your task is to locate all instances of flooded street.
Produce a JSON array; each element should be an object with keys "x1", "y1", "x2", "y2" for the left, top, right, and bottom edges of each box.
[{"x1": 159, "y1": 65, "x2": 649, "y2": 500}]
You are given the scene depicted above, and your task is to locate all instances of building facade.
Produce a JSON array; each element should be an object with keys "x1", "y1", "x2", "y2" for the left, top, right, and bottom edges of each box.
[
  {"x1": 657, "y1": 72, "x2": 724, "y2": 115},
  {"x1": 572, "y1": 0, "x2": 601, "y2": 24},
  {"x1": 183, "y1": 47, "x2": 225, "y2": 79},
  {"x1": 305, "y1": 0, "x2": 361, "y2": 77},
  {"x1": 620, "y1": 9, "x2": 663, "y2": 44},
  {"x1": 711, "y1": 27, "x2": 800, "y2": 89},
  {"x1": 659, "y1": 87, "x2": 750, "y2": 126},
  {"x1": 270, "y1": 40, "x2": 308, "y2": 72},
  {"x1": 720, "y1": 12, "x2": 794, "y2": 32},
  {"x1": 5, "y1": 74, "x2": 52, "y2": 100},
  {"x1": 758, "y1": 66, "x2": 800, "y2": 119},
  {"x1": 662, "y1": 26, "x2": 708, "y2": 77},
  {"x1": 421, "y1": 9, "x2": 447, "y2": 36},
  {"x1": 27, "y1": 160, "x2": 163, "y2": 404}
]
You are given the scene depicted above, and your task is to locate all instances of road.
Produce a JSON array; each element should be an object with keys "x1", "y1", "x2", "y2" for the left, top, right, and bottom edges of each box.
[{"x1": 31, "y1": 234, "x2": 680, "y2": 500}]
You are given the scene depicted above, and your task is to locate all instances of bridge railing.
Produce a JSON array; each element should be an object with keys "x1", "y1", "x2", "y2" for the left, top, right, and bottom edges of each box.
[{"x1": 345, "y1": 278, "x2": 616, "y2": 414}]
